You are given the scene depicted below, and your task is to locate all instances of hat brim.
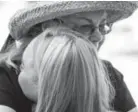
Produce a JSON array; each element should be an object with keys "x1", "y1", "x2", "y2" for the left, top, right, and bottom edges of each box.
[{"x1": 9, "y1": 1, "x2": 138, "y2": 40}]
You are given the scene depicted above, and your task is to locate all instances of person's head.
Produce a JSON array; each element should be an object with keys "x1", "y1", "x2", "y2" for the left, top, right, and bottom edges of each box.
[
  {"x1": 0, "y1": 1, "x2": 137, "y2": 69},
  {"x1": 8, "y1": 1, "x2": 137, "y2": 48},
  {"x1": 17, "y1": 10, "x2": 110, "y2": 49},
  {"x1": 18, "y1": 25, "x2": 115, "y2": 112},
  {"x1": 57, "y1": 10, "x2": 111, "y2": 49}
]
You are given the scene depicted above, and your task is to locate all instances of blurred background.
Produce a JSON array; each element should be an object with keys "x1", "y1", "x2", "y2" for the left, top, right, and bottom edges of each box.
[{"x1": 0, "y1": 1, "x2": 138, "y2": 106}]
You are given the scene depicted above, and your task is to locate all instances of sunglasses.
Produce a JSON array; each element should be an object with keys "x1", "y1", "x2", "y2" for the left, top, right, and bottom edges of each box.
[{"x1": 54, "y1": 18, "x2": 113, "y2": 35}]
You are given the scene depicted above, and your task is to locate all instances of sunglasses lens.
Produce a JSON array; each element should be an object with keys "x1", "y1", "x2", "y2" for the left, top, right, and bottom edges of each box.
[{"x1": 99, "y1": 23, "x2": 112, "y2": 35}]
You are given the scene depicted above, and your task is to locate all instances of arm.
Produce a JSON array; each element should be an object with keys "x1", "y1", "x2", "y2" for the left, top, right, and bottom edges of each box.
[{"x1": 0, "y1": 105, "x2": 16, "y2": 112}]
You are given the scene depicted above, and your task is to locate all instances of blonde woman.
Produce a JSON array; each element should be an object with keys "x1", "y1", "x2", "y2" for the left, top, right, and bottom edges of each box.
[
  {"x1": 0, "y1": 1, "x2": 137, "y2": 112},
  {"x1": 18, "y1": 26, "x2": 115, "y2": 112}
]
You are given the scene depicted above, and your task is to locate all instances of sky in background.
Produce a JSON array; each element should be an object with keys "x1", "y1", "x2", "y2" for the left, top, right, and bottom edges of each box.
[{"x1": 0, "y1": 1, "x2": 138, "y2": 106}]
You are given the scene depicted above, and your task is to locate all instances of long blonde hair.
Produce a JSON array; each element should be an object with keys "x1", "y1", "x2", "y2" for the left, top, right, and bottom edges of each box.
[{"x1": 27, "y1": 26, "x2": 115, "y2": 112}]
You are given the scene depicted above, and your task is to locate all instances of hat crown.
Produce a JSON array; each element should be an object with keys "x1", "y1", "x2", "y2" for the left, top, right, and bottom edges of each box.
[
  {"x1": 9, "y1": 1, "x2": 138, "y2": 40},
  {"x1": 25, "y1": 1, "x2": 59, "y2": 8}
]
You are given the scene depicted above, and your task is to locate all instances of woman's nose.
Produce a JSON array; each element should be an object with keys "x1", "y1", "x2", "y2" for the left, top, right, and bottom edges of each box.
[{"x1": 88, "y1": 29, "x2": 104, "y2": 43}]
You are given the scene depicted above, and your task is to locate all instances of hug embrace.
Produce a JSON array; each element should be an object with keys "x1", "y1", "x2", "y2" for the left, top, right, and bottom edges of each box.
[{"x1": 0, "y1": 1, "x2": 138, "y2": 112}]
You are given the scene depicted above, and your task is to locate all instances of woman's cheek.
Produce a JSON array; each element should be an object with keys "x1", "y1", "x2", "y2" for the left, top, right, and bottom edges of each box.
[{"x1": 18, "y1": 70, "x2": 38, "y2": 102}]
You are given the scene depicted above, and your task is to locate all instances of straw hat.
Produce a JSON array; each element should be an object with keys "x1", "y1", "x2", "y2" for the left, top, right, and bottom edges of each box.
[{"x1": 9, "y1": 1, "x2": 138, "y2": 40}]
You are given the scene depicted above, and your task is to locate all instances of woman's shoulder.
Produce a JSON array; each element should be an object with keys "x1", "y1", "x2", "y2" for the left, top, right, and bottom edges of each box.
[
  {"x1": 101, "y1": 60, "x2": 124, "y2": 81},
  {"x1": 0, "y1": 62, "x2": 12, "y2": 80},
  {"x1": 102, "y1": 60, "x2": 137, "y2": 111},
  {"x1": 0, "y1": 62, "x2": 18, "y2": 83},
  {"x1": 0, "y1": 62, "x2": 11, "y2": 73}
]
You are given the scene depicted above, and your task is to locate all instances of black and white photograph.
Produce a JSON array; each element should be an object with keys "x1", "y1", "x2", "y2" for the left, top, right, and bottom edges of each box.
[{"x1": 0, "y1": 1, "x2": 138, "y2": 112}]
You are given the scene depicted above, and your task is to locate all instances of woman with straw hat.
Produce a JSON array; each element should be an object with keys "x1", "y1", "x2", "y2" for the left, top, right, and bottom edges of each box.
[{"x1": 0, "y1": 1, "x2": 138, "y2": 112}]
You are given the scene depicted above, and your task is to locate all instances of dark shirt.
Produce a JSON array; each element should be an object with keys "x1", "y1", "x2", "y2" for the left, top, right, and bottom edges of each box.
[
  {"x1": 0, "y1": 63, "x2": 32, "y2": 112},
  {"x1": 103, "y1": 60, "x2": 136, "y2": 111},
  {"x1": 0, "y1": 61, "x2": 136, "y2": 112}
]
